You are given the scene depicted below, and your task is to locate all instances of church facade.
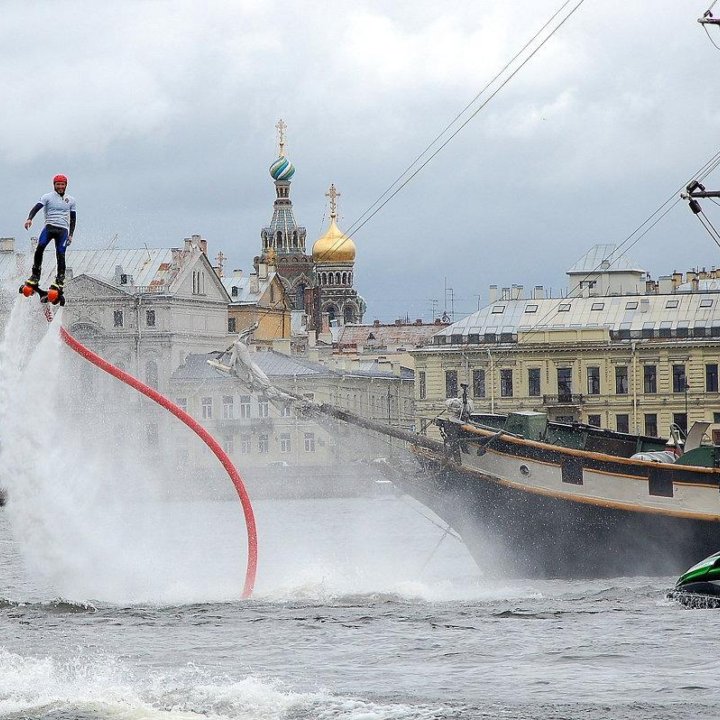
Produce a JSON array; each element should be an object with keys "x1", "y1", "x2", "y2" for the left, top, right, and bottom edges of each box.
[{"x1": 254, "y1": 120, "x2": 366, "y2": 329}]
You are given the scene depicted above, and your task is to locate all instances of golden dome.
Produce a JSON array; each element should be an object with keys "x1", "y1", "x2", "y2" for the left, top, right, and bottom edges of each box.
[{"x1": 312, "y1": 217, "x2": 356, "y2": 263}]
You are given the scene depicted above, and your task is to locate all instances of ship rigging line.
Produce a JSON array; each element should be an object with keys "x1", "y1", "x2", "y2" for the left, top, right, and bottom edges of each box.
[{"x1": 314, "y1": 0, "x2": 586, "y2": 263}]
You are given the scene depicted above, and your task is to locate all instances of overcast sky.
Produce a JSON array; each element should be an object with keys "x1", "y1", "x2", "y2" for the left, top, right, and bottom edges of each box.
[{"x1": 2, "y1": 0, "x2": 720, "y2": 322}]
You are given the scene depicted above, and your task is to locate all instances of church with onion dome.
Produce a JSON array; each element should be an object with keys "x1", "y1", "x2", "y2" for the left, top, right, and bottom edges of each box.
[{"x1": 254, "y1": 120, "x2": 366, "y2": 329}]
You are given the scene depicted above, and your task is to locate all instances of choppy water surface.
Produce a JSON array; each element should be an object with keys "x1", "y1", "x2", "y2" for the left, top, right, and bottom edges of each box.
[{"x1": 0, "y1": 496, "x2": 717, "y2": 720}]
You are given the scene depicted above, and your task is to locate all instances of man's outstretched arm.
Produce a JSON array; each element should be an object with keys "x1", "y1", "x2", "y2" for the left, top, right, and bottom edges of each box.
[{"x1": 24, "y1": 203, "x2": 43, "y2": 230}]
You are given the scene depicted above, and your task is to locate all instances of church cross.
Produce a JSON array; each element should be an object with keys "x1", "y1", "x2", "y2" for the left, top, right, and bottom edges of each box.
[
  {"x1": 326, "y1": 183, "x2": 340, "y2": 218},
  {"x1": 276, "y1": 119, "x2": 287, "y2": 157}
]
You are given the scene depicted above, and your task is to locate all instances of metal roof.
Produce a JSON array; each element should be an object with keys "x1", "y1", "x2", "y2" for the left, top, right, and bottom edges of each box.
[
  {"x1": 221, "y1": 271, "x2": 277, "y2": 305},
  {"x1": 337, "y1": 322, "x2": 447, "y2": 348},
  {"x1": 566, "y1": 243, "x2": 645, "y2": 274},
  {"x1": 436, "y1": 292, "x2": 720, "y2": 340},
  {"x1": 0, "y1": 247, "x2": 183, "y2": 288},
  {"x1": 172, "y1": 349, "x2": 339, "y2": 381}
]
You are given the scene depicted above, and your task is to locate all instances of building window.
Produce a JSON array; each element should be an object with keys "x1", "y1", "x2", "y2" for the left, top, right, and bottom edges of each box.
[
  {"x1": 644, "y1": 413, "x2": 658, "y2": 437},
  {"x1": 587, "y1": 366, "x2": 600, "y2": 395},
  {"x1": 707, "y1": 364, "x2": 719, "y2": 392},
  {"x1": 672, "y1": 365, "x2": 687, "y2": 393},
  {"x1": 641, "y1": 323, "x2": 654, "y2": 339},
  {"x1": 500, "y1": 369, "x2": 513, "y2": 397},
  {"x1": 557, "y1": 367, "x2": 572, "y2": 401},
  {"x1": 445, "y1": 370, "x2": 458, "y2": 398},
  {"x1": 673, "y1": 412, "x2": 688, "y2": 433},
  {"x1": 280, "y1": 433, "x2": 291, "y2": 453},
  {"x1": 587, "y1": 414, "x2": 601, "y2": 427},
  {"x1": 419, "y1": 371, "x2": 426, "y2": 400},
  {"x1": 223, "y1": 436, "x2": 234, "y2": 454},
  {"x1": 304, "y1": 432, "x2": 316, "y2": 452},
  {"x1": 590, "y1": 302, "x2": 604, "y2": 311},
  {"x1": 113, "y1": 310, "x2": 123, "y2": 327},
  {"x1": 239, "y1": 395, "x2": 251, "y2": 418},
  {"x1": 222, "y1": 395, "x2": 234, "y2": 419},
  {"x1": 258, "y1": 397, "x2": 269, "y2": 417},
  {"x1": 145, "y1": 360, "x2": 158, "y2": 389},
  {"x1": 616, "y1": 414, "x2": 630, "y2": 433},
  {"x1": 643, "y1": 365, "x2": 657, "y2": 394},
  {"x1": 201, "y1": 397, "x2": 213, "y2": 419},
  {"x1": 175, "y1": 397, "x2": 187, "y2": 413},
  {"x1": 228, "y1": 317, "x2": 237, "y2": 333},
  {"x1": 145, "y1": 309, "x2": 156, "y2": 327},
  {"x1": 665, "y1": 299, "x2": 679, "y2": 309},
  {"x1": 473, "y1": 369, "x2": 486, "y2": 398},
  {"x1": 525, "y1": 304, "x2": 538, "y2": 313},
  {"x1": 240, "y1": 434, "x2": 251, "y2": 454},
  {"x1": 192, "y1": 270, "x2": 205, "y2": 295},
  {"x1": 528, "y1": 368, "x2": 541, "y2": 397},
  {"x1": 625, "y1": 301, "x2": 638, "y2": 310},
  {"x1": 615, "y1": 366, "x2": 628, "y2": 395},
  {"x1": 558, "y1": 303, "x2": 571, "y2": 312},
  {"x1": 491, "y1": 305, "x2": 505, "y2": 314},
  {"x1": 281, "y1": 405, "x2": 292, "y2": 417},
  {"x1": 258, "y1": 434, "x2": 269, "y2": 454},
  {"x1": 700, "y1": 298, "x2": 714, "y2": 308}
]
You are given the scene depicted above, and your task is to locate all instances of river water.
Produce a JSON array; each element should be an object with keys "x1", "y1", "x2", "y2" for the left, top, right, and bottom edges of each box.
[{"x1": 0, "y1": 494, "x2": 716, "y2": 720}]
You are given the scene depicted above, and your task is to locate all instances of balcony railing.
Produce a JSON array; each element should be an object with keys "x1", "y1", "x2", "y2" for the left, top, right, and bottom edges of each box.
[{"x1": 542, "y1": 393, "x2": 585, "y2": 406}]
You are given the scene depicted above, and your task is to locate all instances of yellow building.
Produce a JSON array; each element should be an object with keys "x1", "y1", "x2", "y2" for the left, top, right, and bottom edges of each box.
[
  {"x1": 222, "y1": 261, "x2": 292, "y2": 346},
  {"x1": 413, "y1": 249, "x2": 720, "y2": 440}
]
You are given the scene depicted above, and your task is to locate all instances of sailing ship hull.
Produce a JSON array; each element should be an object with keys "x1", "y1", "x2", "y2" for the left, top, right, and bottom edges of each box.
[{"x1": 398, "y1": 421, "x2": 720, "y2": 578}]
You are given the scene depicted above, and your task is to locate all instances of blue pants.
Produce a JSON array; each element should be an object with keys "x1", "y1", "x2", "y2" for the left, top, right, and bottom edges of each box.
[{"x1": 33, "y1": 225, "x2": 68, "y2": 281}]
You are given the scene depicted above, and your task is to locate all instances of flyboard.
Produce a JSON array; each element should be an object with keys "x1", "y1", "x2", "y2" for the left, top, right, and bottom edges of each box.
[{"x1": 18, "y1": 279, "x2": 65, "y2": 306}]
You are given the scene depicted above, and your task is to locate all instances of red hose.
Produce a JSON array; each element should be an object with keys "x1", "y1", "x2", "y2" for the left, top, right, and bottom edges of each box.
[{"x1": 57, "y1": 323, "x2": 257, "y2": 598}]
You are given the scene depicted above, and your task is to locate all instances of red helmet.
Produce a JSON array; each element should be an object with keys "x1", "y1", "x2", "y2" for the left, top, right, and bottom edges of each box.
[{"x1": 53, "y1": 174, "x2": 68, "y2": 184}]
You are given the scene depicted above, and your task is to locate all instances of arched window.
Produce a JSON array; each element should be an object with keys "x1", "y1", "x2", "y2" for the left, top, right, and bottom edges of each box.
[
  {"x1": 327, "y1": 306, "x2": 336, "y2": 323},
  {"x1": 328, "y1": 274, "x2": 334, "y2": 285},
  {"x1": 296, "y1": 283, "x2": 305, "y2": 309},
  {"x1": 335, "y1": 272, "x2": 341, "y2": 285},
  {"x1": 344, "y1": 306, "x2": 354, "y2": 324}
]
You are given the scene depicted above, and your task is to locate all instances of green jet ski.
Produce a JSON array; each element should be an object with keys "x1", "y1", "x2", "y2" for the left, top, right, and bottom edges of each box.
[{"x1": 668, "y1": 551, "x2": 720, "y2": 608}]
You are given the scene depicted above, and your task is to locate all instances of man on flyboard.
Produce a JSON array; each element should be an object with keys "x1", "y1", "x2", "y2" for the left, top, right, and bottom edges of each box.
[{"x1": 21, "y1": 174, "x2": 76, "y2": 304}]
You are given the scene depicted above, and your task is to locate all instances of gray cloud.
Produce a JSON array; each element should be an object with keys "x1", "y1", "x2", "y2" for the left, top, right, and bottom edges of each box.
[{"x1": 2, "y1": 0, "x2": 719, "y2": 321}]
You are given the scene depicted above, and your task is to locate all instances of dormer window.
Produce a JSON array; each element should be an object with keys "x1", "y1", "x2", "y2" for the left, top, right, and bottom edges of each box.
[
  {"x1": 231, "y1": 286, "x2": 238, "y2": 297},
  {"x1": 491, "y1": 305, "x2": 505, "y2": 314}
]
